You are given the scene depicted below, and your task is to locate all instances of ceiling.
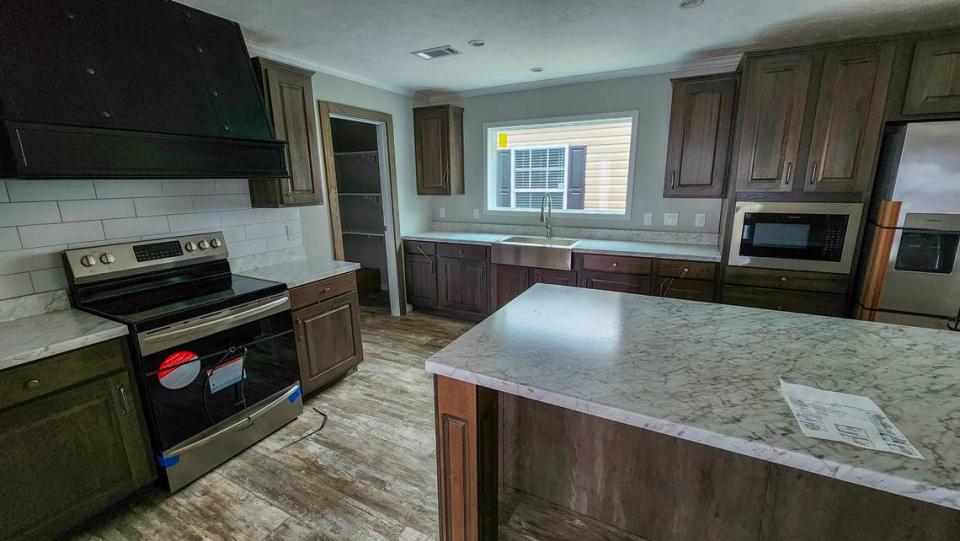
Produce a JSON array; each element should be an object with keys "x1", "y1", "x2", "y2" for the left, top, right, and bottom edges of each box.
[{"x1": 179, "y1": 0, "x2": 960, "y2": 98}]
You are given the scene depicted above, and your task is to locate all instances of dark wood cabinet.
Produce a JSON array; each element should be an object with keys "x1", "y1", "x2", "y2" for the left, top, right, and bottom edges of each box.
[
  {"x1": 414, "y1": 105, "x2": 464, "y2": 195},
  {"x1": 495, "y1": 265, "x2": 531, "y2": 309},
  {"x1": 0, "y1": 340, "x2": 153, "y2": 541},
  {"x1": 804, "y1": 43, "x2": 894, "y2": 193},
  {"x1": 664, "y1": 74, "x2": 737, "y2": 198},
  {"x1": 652, "y1": 260, "x2": 717, "y2": 302},
  {"x1": 721, "y1": 285, "x2": 846, "y2": 317},
  {"x1": 735, "y1": 53, "x2": 813, "y2": 192},
  {"x1": 250, "y1": 58, "x2": 324, "y2": 207},
  {"x1": 404, "y1": 252, "x2": 438, "y2": 308},
  {"x1": 580, "y1": 271, "x2": 650, "y2": 295},
  {"x1": 438, "y1": 256, "x2": 488, "y2": 315},
  {"x1": 290, "y1": 272, "x2": 364, "y2": 395},
  {"x1": 903, "y1": 35, "x2": 960, "y2": 115},
  {"x1": 529, "y1": 268, "x2": 577, "y2": 287}
]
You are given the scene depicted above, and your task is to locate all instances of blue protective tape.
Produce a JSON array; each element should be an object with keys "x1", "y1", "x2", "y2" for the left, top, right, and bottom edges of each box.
[
  {"x1": 287, "y1": 385, "x2": 302, "y2": 403},
  {"x1": 156, "y1": 453, "x2": 180, "y2": 469}
]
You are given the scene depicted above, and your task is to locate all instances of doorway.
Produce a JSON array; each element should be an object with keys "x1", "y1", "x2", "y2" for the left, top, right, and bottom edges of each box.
[{"x1": 318, "y1": 102, "x2": 406, "y2": 316}]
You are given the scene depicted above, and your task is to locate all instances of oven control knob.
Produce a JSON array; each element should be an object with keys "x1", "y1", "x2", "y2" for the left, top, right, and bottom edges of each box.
[
  {"x1": 210, "y1": 238, "x2": 222, "y2": 248},
  {"x1": 80, "y1": 255, "x2": 98, "y2": 267},
  {"x1": 184, "y1": 242, "x2": 196, "y2": 252},
  {"x1": 198, "y1": 240, "x2": 210, "y2": 250},
  {"x1": 99, "y1": 253, "x2": 116, "y2": 264}
]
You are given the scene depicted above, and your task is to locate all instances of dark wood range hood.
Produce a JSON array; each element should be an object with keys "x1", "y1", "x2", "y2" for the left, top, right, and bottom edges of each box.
[{"x1": 0, "y1": 0, "x2": 288, "y2": 179}]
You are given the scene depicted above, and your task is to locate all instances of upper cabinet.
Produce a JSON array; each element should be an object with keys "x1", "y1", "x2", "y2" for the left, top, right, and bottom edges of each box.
[
  {"x1": 249, "y1": 58, "x2": 324, "y2": 207},
  {"x1": 735, "y1": 43, "x2": 894, "y2": 194},
  {"x1": 414, "y1": 104, "x2": 464, "y2": 195},
  {"x1": 735, "y1": 53, "x2": 813, "y2": 192},
  {"x1": 663, "y1": 73, "x2": 737, "y2": 198},
  {"x1": 903, "y1": 35, "x2": 960, "y2": 115}
]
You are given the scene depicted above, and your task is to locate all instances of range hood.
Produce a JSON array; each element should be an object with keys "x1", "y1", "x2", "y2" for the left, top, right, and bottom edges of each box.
[{"x1": 0, "y1": 0, "x2": 288, "y2": 179}]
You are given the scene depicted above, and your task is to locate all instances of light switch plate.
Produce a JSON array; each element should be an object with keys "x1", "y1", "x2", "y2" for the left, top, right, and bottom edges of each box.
[
  {"x1": 643, "y1": 213, "x2": 653, "y2": 225},
  {"x1": 695, "y1": 213, "x2": 706, "y2": 228},
  {"x1": 473, "y1": 209, "x2": 480, "y2": 219},
  {"x1": 285, "y1": 224, "x2": 300, "y2": 241},
  {"x1": 663, "y1": 213, "x2": 679, "y2": 226},
  {"x1": 437, "y1": 207, "x2": 446, "y2": 219}
]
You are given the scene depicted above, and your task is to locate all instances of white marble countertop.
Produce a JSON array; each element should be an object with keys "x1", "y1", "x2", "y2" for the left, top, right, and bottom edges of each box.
[
  {"x1": 425, "y1": 284, "x2": 960, "y2": 510},
  {"x1": 237, "y1": 258, "x2": 361, "y2": 289},
  {"x1": 402, "y1": 231, "x2": 722, "y2": 262},
  {"x1": 0, "y1": 309, "x2": 129, "y2": 372}
]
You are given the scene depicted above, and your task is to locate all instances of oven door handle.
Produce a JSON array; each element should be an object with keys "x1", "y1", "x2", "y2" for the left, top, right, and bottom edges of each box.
[{"x1": 139, "y1": 294, "x2": 290, "y2": 354}]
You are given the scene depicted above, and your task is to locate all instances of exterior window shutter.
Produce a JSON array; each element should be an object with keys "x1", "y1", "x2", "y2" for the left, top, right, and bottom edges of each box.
[
  {"x1": 566, "y1": 145, "x2": 587, "y2": 210},
  {"x1": 497, "y1": 150, "x2": 511, "y2": 207}
]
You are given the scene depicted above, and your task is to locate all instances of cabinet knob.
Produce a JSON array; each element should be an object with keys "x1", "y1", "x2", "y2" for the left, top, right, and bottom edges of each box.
[
  {"x1": 611, "y1": 262, "x2": 618, "y2": 268},
  {"x1": 780, "y1": 276, "x2": 788, "y2": 282},
  {"x1": 25, "y1": 379, "x2": 39, "y2": 390},
  {"x1": 776, "y1": 305, "x2": 784, "y2": 310},
  {"x1": 683, "y1": 268, "x2": 689, "y2": 273},
  {"x1": 323, "y1": 287, "x2": 331, "y2": 293}
]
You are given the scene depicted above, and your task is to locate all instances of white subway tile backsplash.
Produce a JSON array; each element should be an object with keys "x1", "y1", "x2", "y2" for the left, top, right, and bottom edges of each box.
[
  {"x1": 192, "y1": 194, "x2": 247, "y2": 212},
  {"x1": 220, "y1": 209, "x2": 263, "y2": 227},
  {"x1": 0, "y1": 228, "x2": 21, "y2": 251},
  {"x1": 169, "y1": 212, "x2": 221, "y2": 233},
  {"x1": 0, "y1": 245, "x2": 66, "y2": 275},
  {"x1": 94, "y1": 179, "x2": 164, "y2": 198},
  {"x1": 59, "y1": 199, "x2": 136, "y2": 222},
  {"x1": 215, "y1": 179, "x2": 250, "y2": 194},
  {"x1": 161, "y1": 179, "x2": 217, "y2": 196},
  {"x1": 244, "y1": 221, "x2": 284, "y2": 240},
  {"x1": 261, "y1": 208, "x2": 301, "y2": 221},
  {"x1": 266, "y1": 235, "x2": 302, "y2": 252},
  {"x1": 6, "y1": 180, "x2": 96, "y2": 201},
  {"x1": 103, "y1": 216, "x2": 170, "y2": 238},
  {"x1": 68, "y1": 236, "x2": 140, "y2": 249},
  {"x1": 30, "y1": 268, "x2": 67, "y2": 293},
  {"x1": 0, "y1": 273, "x2": 34, "y2": 300},
  {"x1": 134, "y1": 196, "x2": 194, "y2": 216},
  {"x1": 18, "y1": 221, "x2": 104, "y2": 248},
  {"x1": 220, "y1": 226, "x2": 246, "y2": 243},
  {"x1": 0, "y1": 180, "x2": 8, "y2": 202},
  {"x1": 228, "y1": 238, "x2": 268, "y2": 258},
  {"x1": 0, "y1": 202, "x2": 62, "y2": 227}
]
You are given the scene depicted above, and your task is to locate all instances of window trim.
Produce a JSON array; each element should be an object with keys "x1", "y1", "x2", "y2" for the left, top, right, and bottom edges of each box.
[{"x1": 483, "y1": 111, "x2": 640, "y2": 221}]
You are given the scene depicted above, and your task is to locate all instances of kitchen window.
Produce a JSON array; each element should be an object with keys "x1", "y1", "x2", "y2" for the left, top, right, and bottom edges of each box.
[{"x1": 485, "y1": 113, "x2": 638, "y2": 217}]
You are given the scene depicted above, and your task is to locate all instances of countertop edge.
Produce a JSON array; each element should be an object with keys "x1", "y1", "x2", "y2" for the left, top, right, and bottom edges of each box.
[
  {"x1": 424, "y1": 360, "x2": 960, "y2": 512},
  {"x1": 237, "y1": 260, "x2": 362, "y2": 289},
  {"x1": 0, "y1": 323, "x2": 129, "y2": 372}
]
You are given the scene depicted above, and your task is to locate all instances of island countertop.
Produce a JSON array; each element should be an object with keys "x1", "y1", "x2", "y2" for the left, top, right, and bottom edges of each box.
[{"x1": 424, "y1": 284, "x2": 960, "y2": 511}]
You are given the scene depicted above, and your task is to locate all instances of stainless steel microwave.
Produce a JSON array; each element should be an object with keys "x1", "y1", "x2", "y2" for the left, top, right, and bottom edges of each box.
[{"x1": 728, "y1": 202, "x2": 863, "y2": 274}]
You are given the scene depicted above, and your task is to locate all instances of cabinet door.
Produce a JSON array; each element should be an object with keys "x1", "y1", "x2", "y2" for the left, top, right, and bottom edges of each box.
[
  {"x1": 657, "y1": 278, "x2": 715, "y2": 302},
  {"x1": 0, "y1": 371, "x2": 153, "y2": 540},
  {"x1": 260, "y1": 60, "x2": 323, "y2": 205},
  {"x1": 664, "y1": 75, "x2": 736, "y2": 198},
  {"x1": 735, "y1": 53, "x2": 813, "y2": 192},
  {"x1": 495, "y1": 264, "x2": 530, "y2": 309},
  {"x1": 530, "y1": 268, "x2": 578, "y2": 287},
  {"x1": 294, "y1": 292, "x2": 364, "y2": 394},
  {"x1": 404, "y1": 253, "x2": 437, "y2": 308},
  {"x1": 903, "y1": 35, "x2": 960, "y2": 115},
  {"x1": 804, "y1": 43, "x2": 894, "y2": 193},
  {"x1": 721, "y1": 285, "x2": 846, "y2": 317},
  {"x1": 438, "y1": 257, "x2": 488, "y2": 314},
  {"x1": 580, "y1": 271, "x2": 650, "y2": 295},
  {"x1": 414, "y1": 108, "x2": 449, "y2": 194}
]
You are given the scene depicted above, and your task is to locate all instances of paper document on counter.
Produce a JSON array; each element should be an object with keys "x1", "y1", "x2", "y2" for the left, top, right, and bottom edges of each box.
[{"x1": 780, "y1": 379, "x2": 923, "y2": 459}]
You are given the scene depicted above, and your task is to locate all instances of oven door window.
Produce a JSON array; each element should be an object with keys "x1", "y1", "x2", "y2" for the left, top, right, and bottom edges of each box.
[
  {"x1": 140, "y1": 310, "x2": 299, "y2": 451},
  {"x1": 895, "y1": 231, "x2": 960, "y2": 274},
  {"x1": 740, "y1": 213, "x2": 848, "y2": 262}
]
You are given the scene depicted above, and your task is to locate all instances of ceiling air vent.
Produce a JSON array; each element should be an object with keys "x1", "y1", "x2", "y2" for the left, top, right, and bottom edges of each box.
[{"x1": 412, "y1": 45, "x2": 460, "y2": 60}]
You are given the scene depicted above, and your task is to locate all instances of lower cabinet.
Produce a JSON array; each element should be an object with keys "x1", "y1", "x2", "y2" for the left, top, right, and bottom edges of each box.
[
  {"x1": 721, "y1": 285, "x2": 847, "y2": 317},
  {"x1": 580, "y1": 271, "x2": 650, "y2": 294},
  {"x1": 291, "y1": 272, "x2": 364, "y2": 395},
  {"x1": 529, "y1": 268, "x2": 577, "y2": 287},
  {"x1": 405, "y1": 242, "x2": 490, "y2": 319},
  {"x1": 495, "y1": 264, "x2": 530, "y2": 308},
  {"x1": 0, "y1": 339, "x2": 153, "y2": 541},
  {"x1": 404, "y1": 252, "x2": 437, "y2": 308},
  {"x1": 437, "y1": 256, "x2": 488, "y2": 315}
]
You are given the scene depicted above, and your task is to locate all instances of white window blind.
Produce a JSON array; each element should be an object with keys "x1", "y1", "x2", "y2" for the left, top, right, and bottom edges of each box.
[{"x1": 512, "y1": 146, "x2": 567, "y2": 209}]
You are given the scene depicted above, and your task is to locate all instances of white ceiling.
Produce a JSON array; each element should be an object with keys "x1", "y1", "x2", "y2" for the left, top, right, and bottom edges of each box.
[{"x1": 179, "y1": 0, "x2": 960, "y2": 98}]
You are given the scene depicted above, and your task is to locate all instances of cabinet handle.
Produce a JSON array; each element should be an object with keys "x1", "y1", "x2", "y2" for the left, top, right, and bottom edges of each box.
[
  {"x1": 671, "y1": 171, "x2": 677, "y2": 189},
  {"x1": 118, "y1": 385, "x2": 131, "y2": 415},
  {"x1": 25, "y1": 379, "x2": 39, "y2": 390},
  {"x1": 784, "y1": 162, "x2": 793, "y2": 185},
  {"x1": 521, "y1": 273, "x2": 528, "y2": 286},
  {"x1": 809, "y1": 162, "x2": 819, "y2": 185},
  {"x1": 323, "y1": 287, "x2": 331, "y2": 293}
]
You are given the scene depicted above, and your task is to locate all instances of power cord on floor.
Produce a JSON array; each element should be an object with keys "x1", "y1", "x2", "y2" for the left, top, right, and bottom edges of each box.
[{"x1": 276, "y1": 407, "x2": 328, "y2": 452}]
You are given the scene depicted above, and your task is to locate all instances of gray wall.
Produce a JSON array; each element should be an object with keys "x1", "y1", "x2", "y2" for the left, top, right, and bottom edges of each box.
[{"x1": 429, "y1": 71, "x2": 727, "y2": 233}]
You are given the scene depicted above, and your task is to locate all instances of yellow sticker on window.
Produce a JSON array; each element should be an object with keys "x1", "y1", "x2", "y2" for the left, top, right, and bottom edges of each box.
[{"x1": 497, "y1": 132, "x2": 508, "y2": 149}]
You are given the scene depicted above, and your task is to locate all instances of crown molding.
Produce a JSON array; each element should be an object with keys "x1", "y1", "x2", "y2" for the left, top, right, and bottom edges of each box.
[
  {"x1": 416, "y1": 53, "x2": 743, "y2": 103},
  {"x1": 245, "y1": 40, "x2": 415, "y2": 97}
]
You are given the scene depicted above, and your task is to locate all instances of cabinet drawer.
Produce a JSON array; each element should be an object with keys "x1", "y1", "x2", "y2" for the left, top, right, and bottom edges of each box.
[
  {"x1": 657, "y1": 259, "x2": 717, "y2": 280},
  {"x1": 580, "y1": 271, "x2": 651, "y2": 295},
  {"x1": 723, "y1": 267, "x2": 848, "y2": 294},
  {"x1": 580, "y1": 254, "x2": 652, "y2": 275},
  {"x1": 658, "y1": 278, "x2": 715, "y2": 302},
  {"x1": 290, "y1": 272, "x2": 357, "y2": 311},
  {"x1": 0, "y1": 339, "x2": 127, "y2": 411},
  {"x1": 437, "y1": 243, "x2": 487, "y2": 261},
  {"x1": 721, "y1": 285, "x2": 846, "y2": 317},
  {"x1": 404, "y1": 240, "x2": 436, "y2": 256}
]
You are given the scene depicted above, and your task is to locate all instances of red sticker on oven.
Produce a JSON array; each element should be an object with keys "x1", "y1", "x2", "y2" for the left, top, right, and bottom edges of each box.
[{"x1": 158, "y1": 351, "x2": 201, "y2": 390}]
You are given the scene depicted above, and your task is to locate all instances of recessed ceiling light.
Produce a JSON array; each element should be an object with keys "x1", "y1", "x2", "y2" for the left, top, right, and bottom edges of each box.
[
  {"x1": 411, "y1": 45, "x2": 460, "y2": 60},
  {"x1": 679, "y1": 0, "x2": 704, "y2": 8},
  {"x1": 468, "y1": 39, "x2": 485, "y2": 47},
  {"x1": 530, "y1": 67, "x2": 544, "y2": 73}
]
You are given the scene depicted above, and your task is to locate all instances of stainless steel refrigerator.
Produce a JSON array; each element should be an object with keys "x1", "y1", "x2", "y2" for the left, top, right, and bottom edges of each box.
[{"x1": 857, "y1": 121, "x2": 960, "y2": 330}]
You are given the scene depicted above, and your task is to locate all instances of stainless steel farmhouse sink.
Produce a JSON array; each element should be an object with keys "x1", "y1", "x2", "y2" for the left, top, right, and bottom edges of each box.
[{"x1": 491, "y1": 236, "x2": 581, "y2": 271}]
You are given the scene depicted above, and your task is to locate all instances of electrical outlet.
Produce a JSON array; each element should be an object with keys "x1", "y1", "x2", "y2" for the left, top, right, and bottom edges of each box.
[
  {"x1": 663, "y1": 213, "x2": 679, "y2": 226},
  {"x1": 437, "y1": 207, "x2": 446, "y2": 219},
  {"x1": 695, "y1": 213, "x2": 706, "y2": 228},
  {"x1": 473, "y1": 209, "x2": 480, "y2": 219},
  {"x1": 285, "y1": 224, "x2": 300, "y2": 241},
  {"x1": 643, "y1": 213, "x2": 653, "y2": 226}
]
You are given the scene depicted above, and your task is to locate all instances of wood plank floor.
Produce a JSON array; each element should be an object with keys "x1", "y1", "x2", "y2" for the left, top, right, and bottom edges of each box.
[{"x1": 71, "y1": 305, "x2": 642, "y2": 541}]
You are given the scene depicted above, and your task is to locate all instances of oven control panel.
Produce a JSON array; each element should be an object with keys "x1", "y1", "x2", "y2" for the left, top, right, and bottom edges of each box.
[{"x1": 65, "y1": 232, "x2": 228, "y2": 282}]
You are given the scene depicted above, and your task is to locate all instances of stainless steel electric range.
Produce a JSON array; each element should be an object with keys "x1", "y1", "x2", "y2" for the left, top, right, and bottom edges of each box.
[{"x1": 64, "y1": 232, "x2": 302, "y2": 492}]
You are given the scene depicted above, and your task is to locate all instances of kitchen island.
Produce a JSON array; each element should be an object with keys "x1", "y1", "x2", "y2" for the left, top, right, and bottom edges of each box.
[{"x1": 425, "y1": 284, "x2": 960, "y2": 540}]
